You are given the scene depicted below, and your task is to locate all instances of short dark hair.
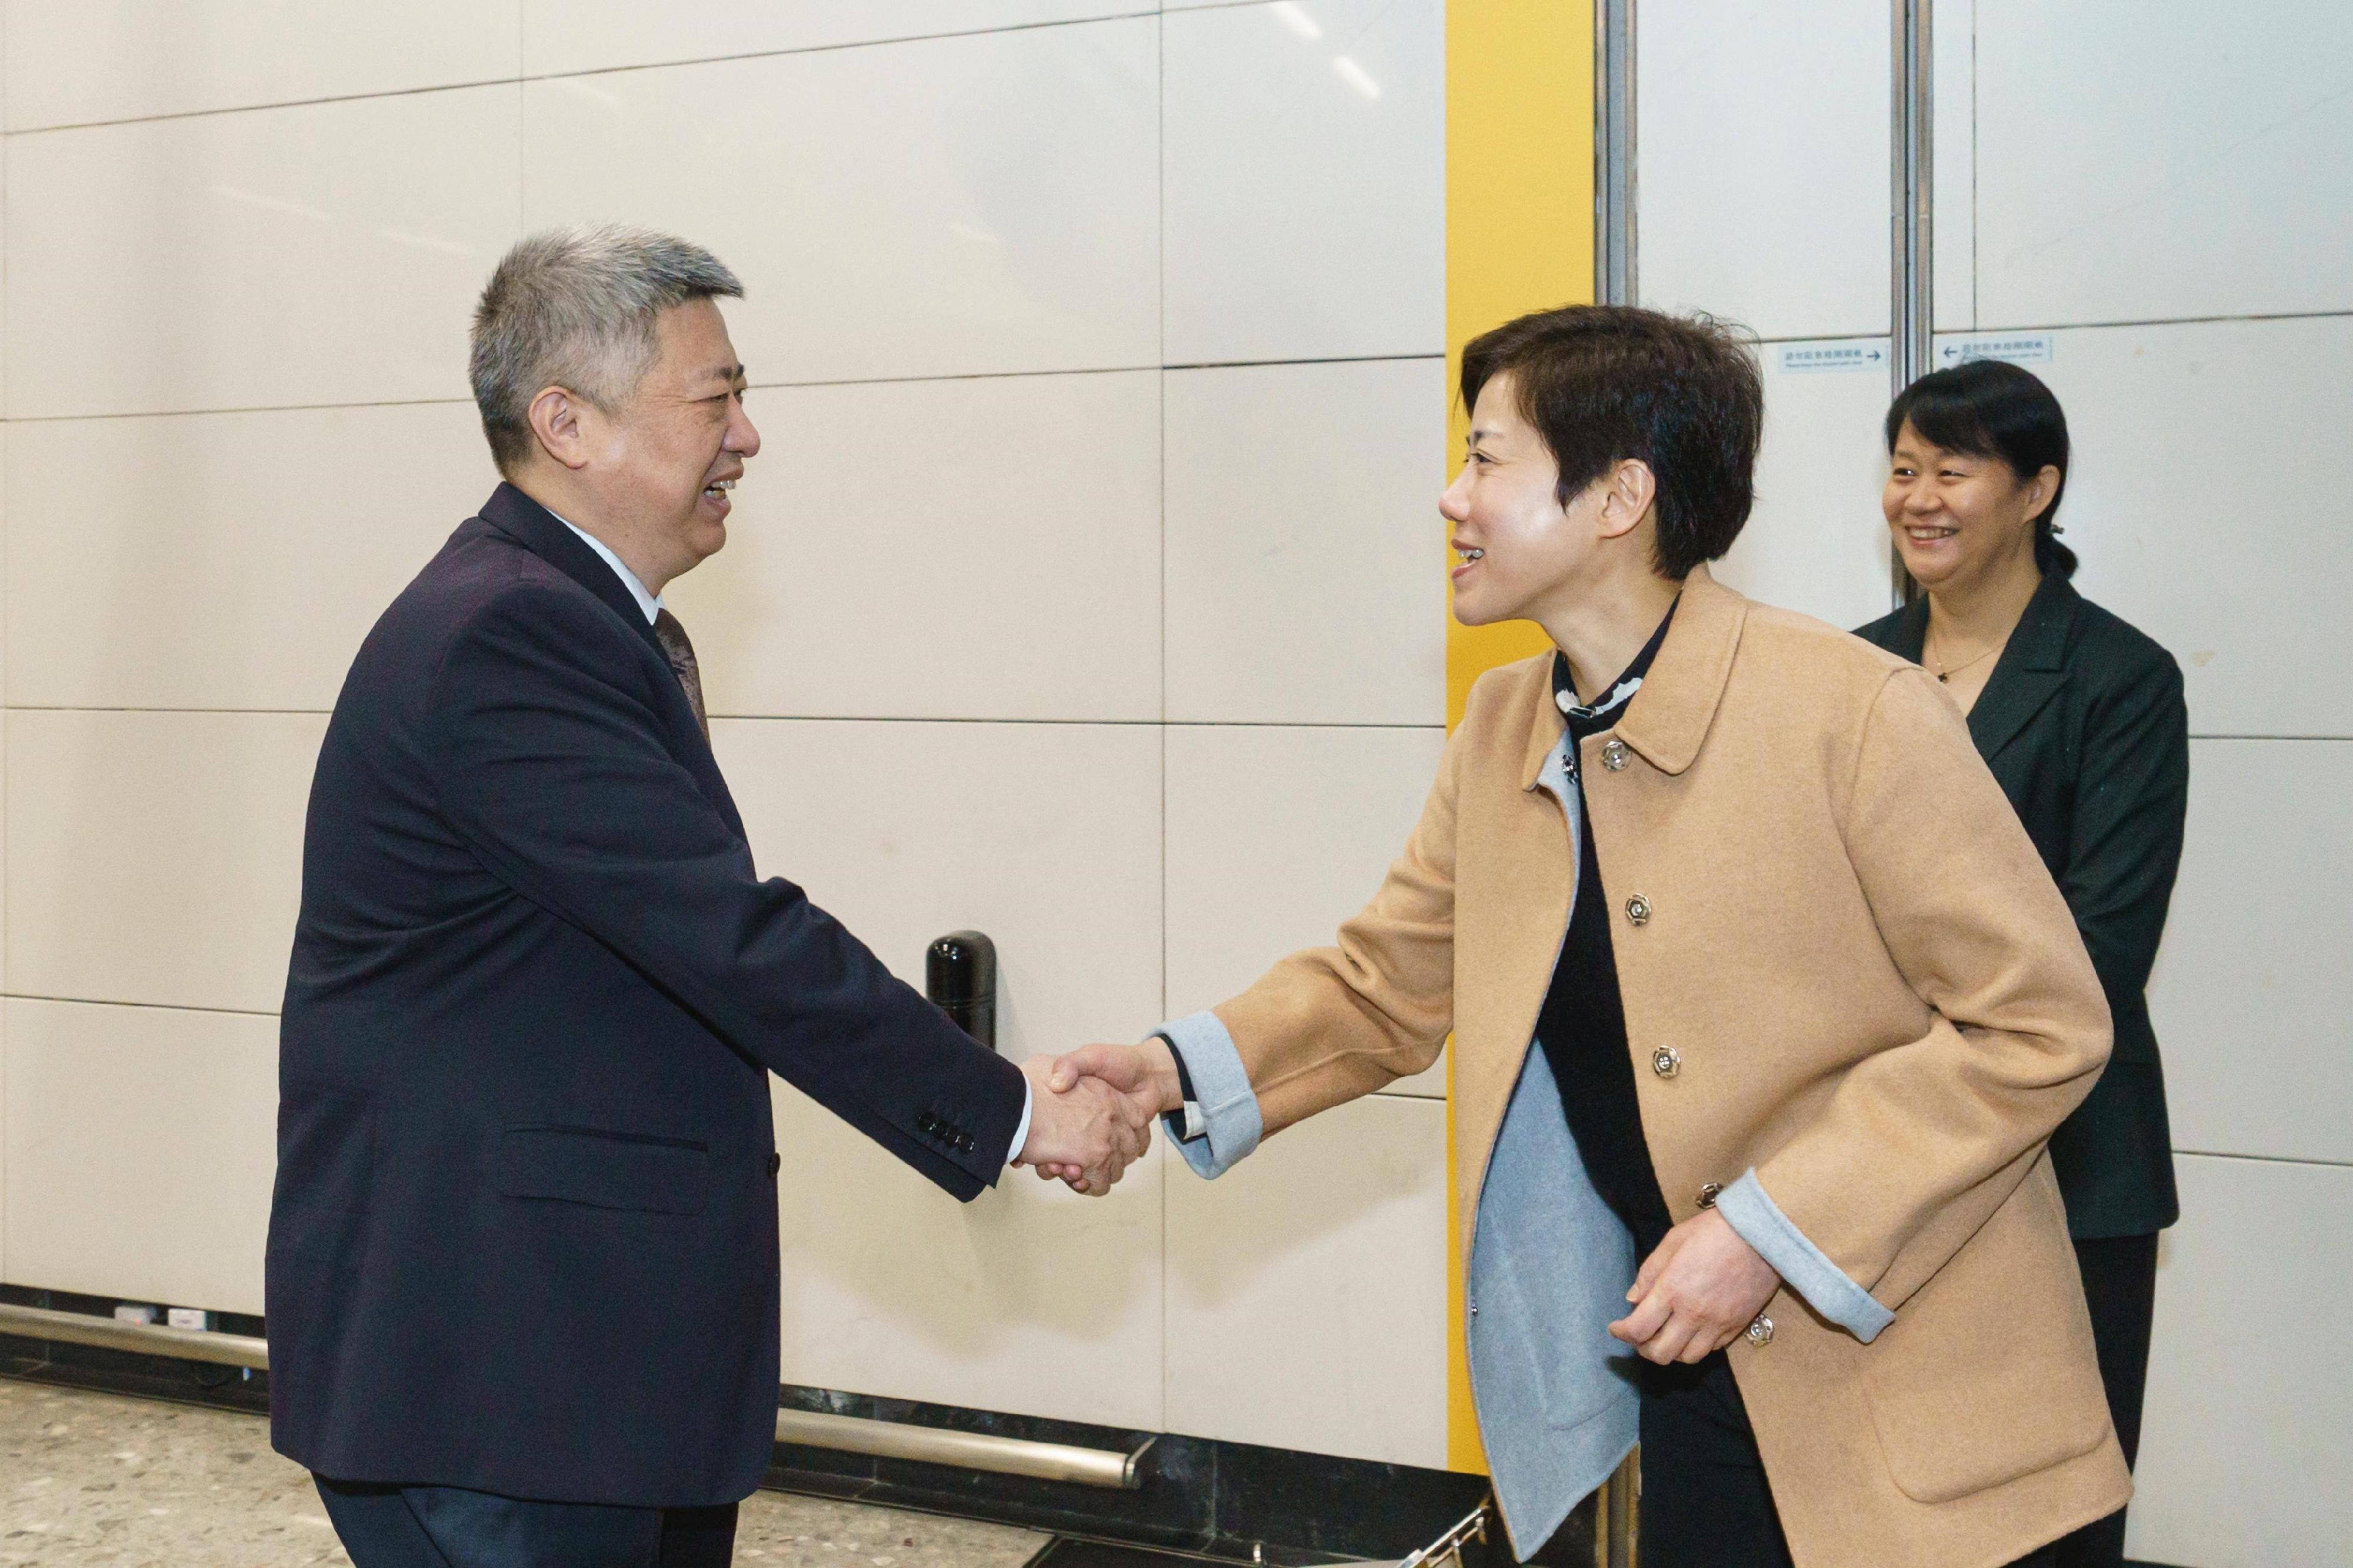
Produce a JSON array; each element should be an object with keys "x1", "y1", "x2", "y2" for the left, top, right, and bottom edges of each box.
[
  {"x1": 1885, "y1": 359, "x2": 2075, "y2": 578},
  {"x1": 1459, "y1": 305, "x2": 1763, "y2": 581}
]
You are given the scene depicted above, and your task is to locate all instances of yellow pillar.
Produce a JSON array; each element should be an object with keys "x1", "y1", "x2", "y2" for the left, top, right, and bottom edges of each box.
[{"x1": 1443, "y1": 0, "x2": 1597, "y2": 1473}]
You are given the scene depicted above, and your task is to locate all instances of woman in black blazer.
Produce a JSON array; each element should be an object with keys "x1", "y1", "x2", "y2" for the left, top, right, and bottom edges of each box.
[{"x1": 1856, "y1": 359, "x2": 2188, "y2": 1568}]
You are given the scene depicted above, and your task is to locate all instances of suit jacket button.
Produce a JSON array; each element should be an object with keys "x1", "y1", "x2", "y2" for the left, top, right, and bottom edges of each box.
[
  {"x1": 1602, "y1": 739, "x2": 1630, "y2": 772},
  {"x1": 768, "y1": 1152, "x2": 782, "y2": 1177},
  {"x1": 1698, "y1": 1182, "x2": 1721, "y2": 1209},
  {"x1": 1625, "y1": 895, "x2": 1651, "y2": 926},
  {"x1": 1651, "y1": 1046, "x2": 1681, "y2": 1078},
  {"x1": 1747, "y1": 1313, "x2": 1774, "y2": 1347}
]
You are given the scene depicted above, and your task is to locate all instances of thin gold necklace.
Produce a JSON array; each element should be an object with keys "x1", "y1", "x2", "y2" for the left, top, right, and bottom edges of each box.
[{"x1": 1926, "y1": 626, "x2": 2003, "y2": 683}]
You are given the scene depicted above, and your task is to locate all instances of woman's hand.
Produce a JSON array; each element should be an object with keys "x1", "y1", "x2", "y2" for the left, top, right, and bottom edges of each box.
[{"x1": 1608, "y1": 1209, "x2": 1782, "y2": 1365}]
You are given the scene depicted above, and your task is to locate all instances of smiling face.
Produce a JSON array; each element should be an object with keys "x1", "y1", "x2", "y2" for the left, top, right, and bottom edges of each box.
[
  {"x1": 1441, "y1": 372, "x2": 1621, "y2": 627},
  {"x1": 575, "y1": 298, "x2": 760, "y2": 588},
  {"x1": 1883, "y1": 418, "x2": 2058, "y2": 594}
]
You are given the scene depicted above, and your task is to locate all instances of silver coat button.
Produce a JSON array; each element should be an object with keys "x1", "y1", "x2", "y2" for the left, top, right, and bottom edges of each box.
[
  {"x1": 1651, "y1": 1046, "x2": 1681, "y2": 1078},
  {"x1": 1698, "y1": 1182, "x2": 1722, "y2": 1209},
  {"x1": 1747, "y1": 1313, "x2": 1775, "y2": 1347},
  {"x1": 1602, "y1": 739, "x2": 1629, "y2": 772},
  {"x1": 1625, "y1": 895, "x2": 1651, "y2": 926}
]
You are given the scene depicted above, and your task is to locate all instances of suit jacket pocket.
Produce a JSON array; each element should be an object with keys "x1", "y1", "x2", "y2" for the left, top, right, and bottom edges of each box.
[
  {"x1": 1861, "y1": 1162, "x2": 2111, "y2": 1504},
  {"x1": 496, "y1": 1125, "x2": 711, "y2": 1215}
]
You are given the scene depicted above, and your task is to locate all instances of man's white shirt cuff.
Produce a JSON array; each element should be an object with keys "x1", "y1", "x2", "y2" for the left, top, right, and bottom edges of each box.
[{"x1": 1004, "y1": 1077, "x2": 1033, "y2": 1170}]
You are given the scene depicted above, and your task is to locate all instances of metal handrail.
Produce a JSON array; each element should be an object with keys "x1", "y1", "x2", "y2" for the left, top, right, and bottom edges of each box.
[
  {"x1": 774, "y1": 1408, "x2": 1145, "y2": 1490},
  {"x1": 0, "y1": 1302, "x2": 1147, "y2": 1490},
  {"x1": 0, "y1": 1302, "x2": 269, "y2": 1370}
]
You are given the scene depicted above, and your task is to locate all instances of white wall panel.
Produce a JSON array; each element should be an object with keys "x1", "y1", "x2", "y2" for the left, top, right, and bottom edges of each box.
[
  {"x1": 1164, "y1": 359, "x2": 1445, "y2": 726},
  {"x1": 5, "y1": 405, "x2": 495, "y2": 710},
  {"x1": 524, "y1": 22, "x2": 1156, "y2": 386},
  {"x1": 1974, "y1": 1, "x2": 2353, "y2": 328},
  {"x1": 1164, "y1": 1093, "x2": 1446, "y2": 1464},
  {"x1": 1930, "y1": 0, "x2": 1976, "y2": 332},
  {"x1": 1165, "y1": 724, "x2": 1446, "y2": 1098},
  {"x1": 2127, "y1": 1154, "x2": 2353, "y2": 1566},
  {"x1": 2, "y1": 0, "x2": 520, "y2": 131},
  {"x1": 721, "y1": 715, "x2": 1166, "y2": 1427},
  {"x1": 666, "y1": 372, "x2": 1160, "y2": 723},
  {"x1": 2148, "y1": 740, "x2": 2352, "y2": 1166},
  {"x1": 1162, "y1": 0, "x2": 1444, "y2": 364},
  {"x1": 524, "y1": 1, "x2": 1144, "y2": 78},
  {"x1": 711, "y1": 719, "x2": 1161, "y2": 1062},
  {"x1": 5, "y1": 88, "x2": 520, "y2": 420},
  {"x1": 1, "y1": 999, "x2": 276, "y2": 1315},
  {"x1": 773, "y1": 1086, "x2": 1164, "y2": 1431},
  {"x1": 2027, "y1": 317, "x2": 2353, "y2": 738},
  {"x1": 5, "y1": 710, "x2": 321, "y2": 1015},
  {"x1": 1637, "y1": 0, "x2": 1889, "y2": 341},
  {"x1": 1712, "y1": 349, "x2": 1895, "y2": 631}
]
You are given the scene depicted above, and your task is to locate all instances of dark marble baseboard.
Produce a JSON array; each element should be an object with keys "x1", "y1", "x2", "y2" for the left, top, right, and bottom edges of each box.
[{"x1": 0, "y1": 1282, "x2": 1582, "y2": 1567}]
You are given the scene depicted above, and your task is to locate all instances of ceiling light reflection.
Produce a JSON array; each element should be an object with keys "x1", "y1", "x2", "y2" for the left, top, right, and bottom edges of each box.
[
  {"x1": 1271, "y1": 2, "x2": 1322, "y2": 40},
  {"x1": 1333, "y1": 56, "x2": 1381, "y2": 99}
]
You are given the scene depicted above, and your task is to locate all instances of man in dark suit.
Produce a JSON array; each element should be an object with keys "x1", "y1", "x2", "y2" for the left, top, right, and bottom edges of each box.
[{"x1": 266, "y1": 226, "x2": 1146, "y2": 1568}]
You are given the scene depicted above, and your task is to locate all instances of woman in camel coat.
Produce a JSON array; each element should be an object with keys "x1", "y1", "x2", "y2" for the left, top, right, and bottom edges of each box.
[{"x1": 1052, "y1": 306, "x2": 2131, "y2": 1567}]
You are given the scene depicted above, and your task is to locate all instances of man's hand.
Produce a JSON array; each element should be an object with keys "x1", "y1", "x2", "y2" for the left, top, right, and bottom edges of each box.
[
  {"x1": 1012, "y1": 1055, "x2": 1152, "y2": 1196},
  {"x1": 1046, "y1": 1038, "x2": 1184, "y2": 1117},
  {"x1": 1608, "y1": 1208, "x2": 1782, "y2": 1365}
]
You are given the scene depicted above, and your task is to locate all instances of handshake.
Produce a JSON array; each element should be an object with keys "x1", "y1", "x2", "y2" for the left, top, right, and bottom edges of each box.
[{"x1": 1007, "y1": 1038, "x2": 1184, "y2": 1195}]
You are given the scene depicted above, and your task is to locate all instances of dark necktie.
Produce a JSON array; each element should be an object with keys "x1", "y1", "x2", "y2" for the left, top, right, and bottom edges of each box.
[{"x1": 651, "y1": 608, "x2": 710, "y2": 743}]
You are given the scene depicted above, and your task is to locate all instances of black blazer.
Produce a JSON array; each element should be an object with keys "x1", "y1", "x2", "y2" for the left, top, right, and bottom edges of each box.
[
  {"x1": 266, "y1": 483, "x2": 1025, "y2": 1506},
  {"x1": 1857, "y1": 571, "x2": 2186, "y2": 1238}
]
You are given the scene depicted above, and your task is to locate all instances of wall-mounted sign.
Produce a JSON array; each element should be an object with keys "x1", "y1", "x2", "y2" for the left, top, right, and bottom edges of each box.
[
  {"x1": 1934, "y1": 332, "x2": 2055, "y2": 366},
  {"x1": 1775, "y1": 339, "x2": 1889, "y2": 374}
]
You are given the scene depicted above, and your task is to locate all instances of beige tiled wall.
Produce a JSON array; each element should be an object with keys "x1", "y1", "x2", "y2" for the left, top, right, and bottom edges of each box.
[{"x1": 0, "y1": 0, "x2": 1451, "y2": 1469}]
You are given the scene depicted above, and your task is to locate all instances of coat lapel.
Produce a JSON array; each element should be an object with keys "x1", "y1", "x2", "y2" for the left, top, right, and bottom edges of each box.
[
  {"x1": 1609, "y1": 565, "x2": 1747, "y2": 778},
  {"x1": 476, "y1": 482, "x2": 670, "y2": 663},
  {"x1": 1965, "y1": 572, "x2": 2078, "y2": 762},
  {"x1": 472, "y1": 482, "x2": 744, "y2": 833}
]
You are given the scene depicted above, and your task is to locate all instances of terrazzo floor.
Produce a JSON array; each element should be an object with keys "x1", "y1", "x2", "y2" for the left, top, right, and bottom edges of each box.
[{"x1": 0, "y1": 1377, "x2": 1051, "y2": 1568}]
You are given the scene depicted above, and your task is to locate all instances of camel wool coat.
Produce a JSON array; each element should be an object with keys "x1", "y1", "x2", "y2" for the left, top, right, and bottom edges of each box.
[{"x1": 1192, "y1": 569, "x2": 2133, "y2": 1568}]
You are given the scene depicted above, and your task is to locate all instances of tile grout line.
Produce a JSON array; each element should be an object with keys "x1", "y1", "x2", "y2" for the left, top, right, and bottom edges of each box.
[
  {"x1": 4, "y1": 357, "x2": 1451, "y2": 425},
  {"x1": 0, "y1": 993, "x2": 278, "y2": 1020},
  {"x1": 2, "y1": 11, "x2": 1169, "y2": 138},
  {"x1": 2174, "y1": 1149, "x2": 2353, "y2": 1172}
]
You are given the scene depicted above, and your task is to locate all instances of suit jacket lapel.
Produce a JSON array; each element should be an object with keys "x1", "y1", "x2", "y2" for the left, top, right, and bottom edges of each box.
[
  {"x1": 472, "y1": 483, "x2": 744, "y2": 832},
  {"x1": 1883, "y1": 595, "x2": 1932, "y2": 662},
  {"x1": 477, "y1": 482, "x2": 670, "y2": 663},
  {"x1": 1966, "y1": 572, "x2": 2077, "y2": 762}
]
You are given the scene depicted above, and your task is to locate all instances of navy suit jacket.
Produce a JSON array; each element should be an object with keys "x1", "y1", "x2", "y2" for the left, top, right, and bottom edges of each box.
[{"x1": 266, "y1": 482, "x2": 1026, "y2": 1505}]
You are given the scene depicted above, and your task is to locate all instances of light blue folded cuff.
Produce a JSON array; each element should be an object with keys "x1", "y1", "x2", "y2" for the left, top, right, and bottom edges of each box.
[
  {"x1": 1715, "y1": 1169, "x2": 1896, "y2": 1343},
  {"x1": 1151, "y1": 1010, "x2": 1262, "y2": 1179}
]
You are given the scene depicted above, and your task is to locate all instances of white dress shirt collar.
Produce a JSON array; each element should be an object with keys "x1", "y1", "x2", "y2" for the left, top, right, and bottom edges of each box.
[{"x1": 549, "y1": 511, "x2": 663, "y2": 626}]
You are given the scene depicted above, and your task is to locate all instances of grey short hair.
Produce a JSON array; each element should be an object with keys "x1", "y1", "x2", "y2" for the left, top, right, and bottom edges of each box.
[{"x1": 469, "y1": 225, "x2": 744, "y2": 473}]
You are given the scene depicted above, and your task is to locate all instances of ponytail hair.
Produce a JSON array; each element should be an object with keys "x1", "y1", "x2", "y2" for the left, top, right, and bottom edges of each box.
[{"x1": 1885, "y1": 359, "x2": 2076, "y2": 579}]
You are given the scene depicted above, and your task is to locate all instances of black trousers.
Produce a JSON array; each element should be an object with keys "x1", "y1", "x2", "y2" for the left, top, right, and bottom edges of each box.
[
  {"x1": 1531, "y1": 1355, "x2": 2062, "y2": 1568},
  {"x1": 2053, "y1": 1232, "x2": 2162, "y2": 1568},
  {"x1": 316, "y1": 1476, "x2": 738, "y2": 1568}
]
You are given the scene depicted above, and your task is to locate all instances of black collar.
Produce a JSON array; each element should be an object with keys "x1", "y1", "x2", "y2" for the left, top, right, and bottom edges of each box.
[
  {"x1": 476, "y1": 482, "x2": 668, "y2": 660},
  {"x1": 1552, "y1": 599, "x2": 1678, "y2": 742}
]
